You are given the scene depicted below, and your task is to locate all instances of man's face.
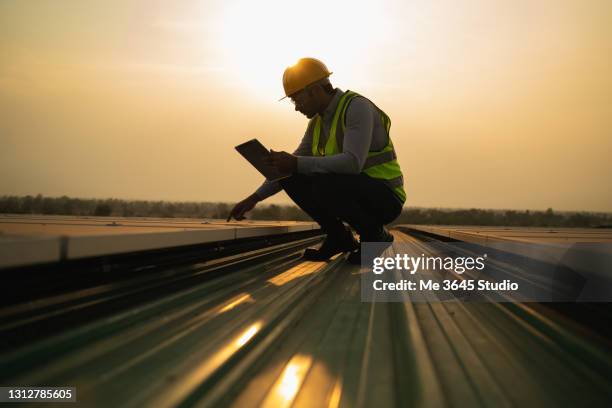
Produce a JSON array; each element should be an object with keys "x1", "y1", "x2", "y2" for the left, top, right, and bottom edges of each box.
[{"x1": 290, "y1": 87, "x2": 318, "y2": 119}]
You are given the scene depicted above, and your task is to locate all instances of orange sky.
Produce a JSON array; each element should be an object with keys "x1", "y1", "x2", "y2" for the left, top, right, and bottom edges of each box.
[{"x1": 1, "y1": 0, "x2": 611, "y2": 211}]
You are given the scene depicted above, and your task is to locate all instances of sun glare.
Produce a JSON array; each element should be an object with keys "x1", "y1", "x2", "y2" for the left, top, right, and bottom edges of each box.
[{"x1": 218, "y1": 0, "x2": 392, "y2": 100}]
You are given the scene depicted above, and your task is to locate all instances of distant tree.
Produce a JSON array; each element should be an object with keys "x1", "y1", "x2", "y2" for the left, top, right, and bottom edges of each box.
[
  {"x1": 93, "y1": 203, "x2": 112, "y2": 216},
  {"x1": 214, "y1": 203, "x2": 229, "y2": 219},
  {"x1": 252, "y1": 204, "x2": 282, "y2": 220}
]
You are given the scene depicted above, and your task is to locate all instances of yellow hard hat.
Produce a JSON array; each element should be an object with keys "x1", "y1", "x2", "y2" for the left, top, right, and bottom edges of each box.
[{"x1": 281, "y1": 57, "x2": 332, "y2": 100}]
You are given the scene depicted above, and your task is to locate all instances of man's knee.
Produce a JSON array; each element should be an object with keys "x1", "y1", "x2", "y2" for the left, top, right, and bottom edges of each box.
[
  {"x1": 279, "y1": 173, "x2": 308, "y2": 190},
  {"x1": 280, "y1": 173, "x2": 364, "y2": 206},
  {"x1": 312, "y1": 174, "x2": 366, "y2": 198}
]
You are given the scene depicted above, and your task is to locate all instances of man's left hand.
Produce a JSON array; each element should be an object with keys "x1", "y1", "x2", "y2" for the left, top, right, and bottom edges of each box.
[{"x1": 265, "y1": 150, "x2": 297, "y2": 174}]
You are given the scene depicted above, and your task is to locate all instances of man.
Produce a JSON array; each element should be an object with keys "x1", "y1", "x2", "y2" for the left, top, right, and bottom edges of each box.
[{"x1": 228, "y1": 57, "x2": 405, "y2": 264}]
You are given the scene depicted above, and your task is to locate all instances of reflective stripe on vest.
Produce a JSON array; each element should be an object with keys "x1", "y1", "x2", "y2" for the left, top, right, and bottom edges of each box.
[{"x1": 311, "y1": 90, "x2": 406, "y2": 202}]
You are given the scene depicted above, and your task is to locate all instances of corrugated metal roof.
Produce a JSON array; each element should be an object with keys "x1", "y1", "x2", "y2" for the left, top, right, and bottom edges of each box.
[
  {"x1": 0, "y1": 215, "x2": 318, "y2": 268},
  {"x1": 1, "y1": 229, "x2": 611, "y2": 407}
]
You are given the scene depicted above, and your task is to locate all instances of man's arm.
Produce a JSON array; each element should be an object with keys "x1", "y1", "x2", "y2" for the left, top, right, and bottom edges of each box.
[
  {"x1": 252, "y1": 123, "x2": 314, "y2": 201},
  {"x1": 226, "y1": 193, "x2": 260, "y2": 221},
  {"x1": 296, "y1": 97, "x2": 375, "y2": 174},
  {"x1": 228, "y1": 125, "x2": 314, "y2": 220}
]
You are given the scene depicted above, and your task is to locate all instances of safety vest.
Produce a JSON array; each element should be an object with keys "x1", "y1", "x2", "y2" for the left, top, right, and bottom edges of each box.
[{"x1": 310, "y1": 90, "x2": 406, "y2": 202}]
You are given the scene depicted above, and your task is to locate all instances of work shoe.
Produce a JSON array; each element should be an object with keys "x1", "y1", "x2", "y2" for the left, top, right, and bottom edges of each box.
[
  {"x1": 347, "y1": 228, "x2": 394, "y2": 265},
  {"x1": 303, "y1": 228, "x2": 359, "y2": 261}
]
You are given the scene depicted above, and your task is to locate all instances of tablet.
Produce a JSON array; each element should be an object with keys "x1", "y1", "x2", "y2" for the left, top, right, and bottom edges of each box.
[{"x1": 235, "y1": 139, "x2": 291, "y2": 182}]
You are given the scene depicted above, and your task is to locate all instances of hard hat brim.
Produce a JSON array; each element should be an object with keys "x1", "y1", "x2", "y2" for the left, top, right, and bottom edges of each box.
[{"x1": 279, "y1": 72, "x2": 333, "y2": 102}]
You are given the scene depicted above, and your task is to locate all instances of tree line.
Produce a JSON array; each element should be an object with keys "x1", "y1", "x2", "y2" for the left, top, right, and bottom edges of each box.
[
  {"x1": 0, "y1": 194, "x2": 310, "y2": 221},
  {"x1": 393, "y1": 207, "x2": 611, "y2": 228},
  {"x1": 0, "y1": 195, "x2": 610, "y2": 228}
]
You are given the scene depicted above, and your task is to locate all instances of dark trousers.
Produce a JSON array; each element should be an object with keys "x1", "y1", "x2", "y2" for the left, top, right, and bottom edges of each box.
[{"x1": 279, "y1": 173, "x2": 403, "y2": 240}]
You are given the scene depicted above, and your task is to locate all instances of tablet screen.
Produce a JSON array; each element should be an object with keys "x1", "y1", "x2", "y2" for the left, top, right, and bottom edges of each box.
[{"x1": 235, "y1": 139, "x2": 291, "y2": 181}]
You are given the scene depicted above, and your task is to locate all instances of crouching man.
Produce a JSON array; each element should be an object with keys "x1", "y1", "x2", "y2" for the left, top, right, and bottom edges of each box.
[{"x1": 228, "y1": 58, "x2": 405, "y2": 264}]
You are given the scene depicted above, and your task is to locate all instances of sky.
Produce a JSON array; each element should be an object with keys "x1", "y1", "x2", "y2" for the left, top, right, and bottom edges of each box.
[{"x1": 1, "y1": 0, "x2": 611, "y2": 212}]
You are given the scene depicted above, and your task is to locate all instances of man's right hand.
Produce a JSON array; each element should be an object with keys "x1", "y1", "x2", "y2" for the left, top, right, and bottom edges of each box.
[{"x1": 227, "y1": 193, "x2": 260, "y2": 221}]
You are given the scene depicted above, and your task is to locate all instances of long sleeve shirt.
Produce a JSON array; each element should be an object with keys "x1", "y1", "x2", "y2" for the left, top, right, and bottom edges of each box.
[{"x1": 254, "y1": 88, "x2": 390, "y2": 200}]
